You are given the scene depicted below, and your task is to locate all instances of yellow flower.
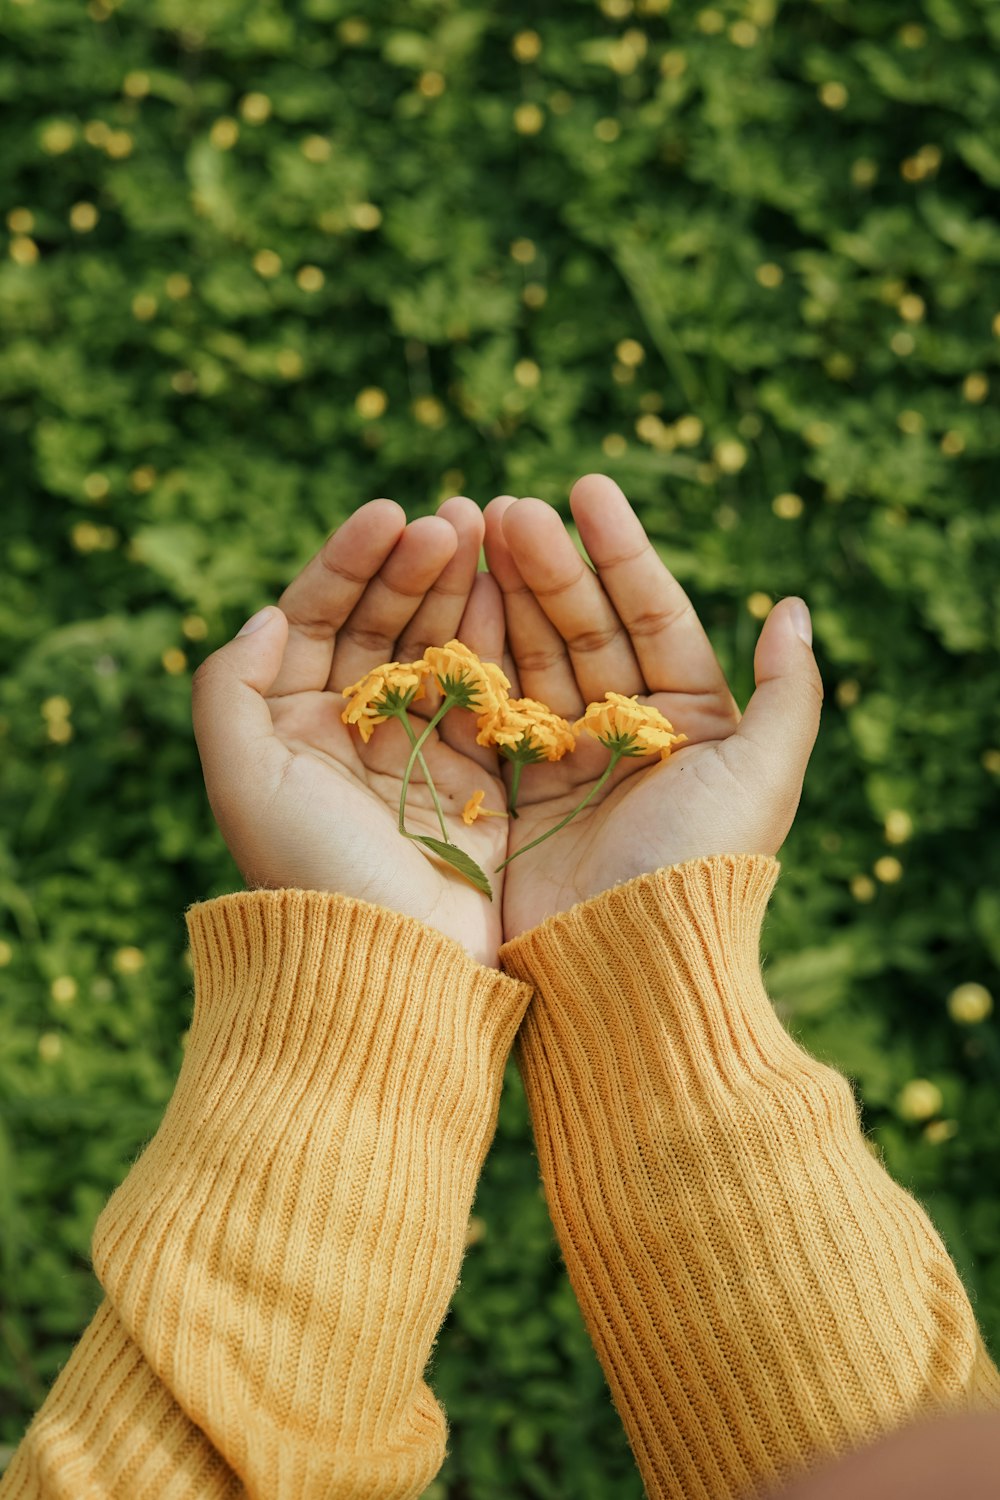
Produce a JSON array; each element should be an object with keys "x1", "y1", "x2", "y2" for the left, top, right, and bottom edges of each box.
[
  {"x1": 421, "y1": 640, "x2": 510, "y2": 714},
  {"x1": 340, "y1": 661, "x2": 429, "y2": 742},
  {"x1": 476, "y1": 697, "x2": 576, "y2": 761},
  {"x1": 461, "y1": 790, "x2": 507, "y2": 825},
  {"x1": 573, "y1": 692, "x2": 687, "y2": 761}
]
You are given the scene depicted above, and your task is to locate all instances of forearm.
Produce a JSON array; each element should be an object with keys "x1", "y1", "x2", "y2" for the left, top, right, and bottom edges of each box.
[
  {"x1": 502, "y1": 853, "x2": 1000, "y2": 1500},
  {"x1": 3, "y1": 888, "x2": 531, "y2": 1500}
]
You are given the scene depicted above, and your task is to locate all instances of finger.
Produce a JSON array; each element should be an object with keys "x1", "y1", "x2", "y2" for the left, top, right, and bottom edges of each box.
[
  {"x1": 733, "y1": 598, "x2": 823, "y2": 791},
  {"x1": 483, "y1": 495, "x2": 583, "y2": 719},
  {"x1": 437, "y1": 570, "x2": 509, "y2": 771},
  {"x1": 501, "y1": 496, "x2": 646, "y2": 706},
  {"x1": 192, "y1": 605, "x2": 292, "y2": 826},
  {"x1": 394, "y1": 496, "x2": 485, "y2": 661},
  {"x1": 569, "y1": 473, "x2": 738, "y2": 718},
  {"x1": 328, "y1": 515, "x2": 459, "y2": 690},
  {"x1": 271, "y1": 499, "x2": 405, "y2": 697}
]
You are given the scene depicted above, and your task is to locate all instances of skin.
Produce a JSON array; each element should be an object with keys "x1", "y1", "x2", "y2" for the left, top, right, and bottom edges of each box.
[
  {"x1": 768, "y1": 1410, "x2": 1000, "y2": 1500},
  {"x1": 483, "y1": 473, "x2": 823, "y2": 939},
  {"x1": 191, "y1": 495, "x2": 508, "y2": 968},
  {"x1": 192, "y1": 474, "x2": 823, "y2": 963}
]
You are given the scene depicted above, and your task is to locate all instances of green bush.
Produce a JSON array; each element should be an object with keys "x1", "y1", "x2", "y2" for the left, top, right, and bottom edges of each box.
[{"x1": 2, "y1": 0, "x2": 999, "y2": 1490}]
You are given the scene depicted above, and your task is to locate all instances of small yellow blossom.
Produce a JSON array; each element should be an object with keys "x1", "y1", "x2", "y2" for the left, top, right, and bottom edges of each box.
[
  {"x1": 461, "y1": 790, "x2": 507, "y2": 825},
  {"x1": 355, "y1": 386, "x2": 388, "y2": 419},
  {"x1": 874, "y1": 855, "x2": 903, "y2": 883},
  {"x1": 349, "y1": 202, "x2": 382, "y2": 231},
  {"x1": 897, "y1": 1079, "x2": 942, "y2": 1122},
  {"x1": 422, "y1": 641, "x2": 510, "y2": 715},
  {"x1": 10, "y1": 237, "x2": 39, "y2": 266},
  {"x1": 884, "y1": 809, "x2": 912, "y2": 844},
  {"x1": 83, "y1": 472, "x2": 110, "y2": 501},
  {"x1": 210, "y1": 117, "x2": 239, "y2": 149},
  {"x1": 253, "y1": 248, "x2": 282, "y2": 278},
  {"x1": 51, "y1": 976, "x2": 78, "y2": 1005},
  {"x1": 38, "y1": 1032, "x2": 63, "y2": 1063},
  {"x1": 123, "y1": 70, "x2": 150, "y2": 99},
  {"x1": 113, "y1": 946, "x2": 146, "y2": 975},
  {"x1": 513, "y1": 102, "x2": 545, "y2": 135},
  {"x1": 297, "y1": 265, "x2": 325, "y2": 292},
  {"x1": 240, "y1": 92, "x2": 272, "y2": 124},
  {"x1": 70, "y1": 202, "x2": 99, "y2": 232},
  {"x1": 674, "y1": 414, "x2": 704, "y2": 446},
  {"x1": 512, "y1": 30, "x2": 542, "y2": 62},
  {"x1": 573, "y1": 693, "x2": 687, "y2": 761},
  {"x1": 947, "y1": 983, "x2": 993, "y2": 1026},
  {"x1": 301, "y1": 134, "x2": 332, "y2": 162},
  {"x1": 476, "y1": 697, "x2": 575, "y2": 760},
  {"x1": 615, "y1": 338, "x2": 645, "y2": 367},
  {"x1": 340, "y1": 661, "x2": 429, "y2": 742}
]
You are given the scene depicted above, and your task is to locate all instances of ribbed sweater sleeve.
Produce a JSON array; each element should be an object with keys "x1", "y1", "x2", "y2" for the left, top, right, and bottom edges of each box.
[
  {"x1": 500, "y1": 853, "x2": 1000, "y2": 1500},
  {"x1": 1, "y1": 888, "x2": 532, "y2": 1500}
]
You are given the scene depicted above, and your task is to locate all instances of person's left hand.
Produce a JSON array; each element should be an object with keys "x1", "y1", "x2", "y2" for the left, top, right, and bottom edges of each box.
[{"x1": 482, "y1": 475, "x2": 823, "y2": 940}]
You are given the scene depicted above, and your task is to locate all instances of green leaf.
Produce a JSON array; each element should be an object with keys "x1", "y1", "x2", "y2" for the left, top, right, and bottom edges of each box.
[{"x1": 412, "y1": 836, "x2": 493, "y2": 899}]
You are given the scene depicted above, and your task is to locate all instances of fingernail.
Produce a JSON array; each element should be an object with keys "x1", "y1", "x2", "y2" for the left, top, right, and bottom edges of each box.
[
  {"x1": 237, "y1": 606, "x2": 273, "y2": 637},
  {"x1": 787, "y1": 598, "x2": 812, "y2": 646}
]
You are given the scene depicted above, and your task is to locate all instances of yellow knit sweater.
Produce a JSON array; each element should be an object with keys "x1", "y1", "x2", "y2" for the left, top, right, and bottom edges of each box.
[{"x1": 2, "y1": 855, "x2": 997, "y2": 1499}]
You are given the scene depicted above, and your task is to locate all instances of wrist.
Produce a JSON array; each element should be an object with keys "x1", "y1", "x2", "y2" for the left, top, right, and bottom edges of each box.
[{"x1": 242, "y1": 880, "x2": 503, "y2": 970}]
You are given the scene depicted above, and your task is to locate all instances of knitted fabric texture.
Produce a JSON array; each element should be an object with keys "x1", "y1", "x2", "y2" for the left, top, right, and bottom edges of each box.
[
  {"x1": 1, "y1": 887, "x2": 532, "y2": 1500},
  {"x1": 501, "y1": 852, "x2": 1000, "y2": 1500}
]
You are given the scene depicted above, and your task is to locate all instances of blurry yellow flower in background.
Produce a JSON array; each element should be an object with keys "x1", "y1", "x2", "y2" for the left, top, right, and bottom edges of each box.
[{"x1": 574, "y1": 693, "x2": 687, "y2": 760}]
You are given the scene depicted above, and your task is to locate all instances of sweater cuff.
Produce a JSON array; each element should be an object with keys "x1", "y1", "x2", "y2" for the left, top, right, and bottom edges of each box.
[
  {"x1": 95, "y1": 887, "x2": 533, "y2": 1295},
  {"x1": 183, "y1": 884, "x2": 529, "y2": 1067},
  {"x1": 500, "y1": 854, "x2": 784, "y2": 1085}
]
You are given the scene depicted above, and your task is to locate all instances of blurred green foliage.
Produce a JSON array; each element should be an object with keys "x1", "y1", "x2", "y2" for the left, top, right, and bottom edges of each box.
[{"x1": 2, "y1": 0, "x2": 1000, "y2": 1490}]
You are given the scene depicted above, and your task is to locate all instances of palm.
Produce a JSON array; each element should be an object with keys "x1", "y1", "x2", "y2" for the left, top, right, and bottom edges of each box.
[
  {"x1": 266, "y1": 691, "x2": 506, "y2": 962},
  {"x1": 504, "y1": 695, "x2": 760, "y2": 938},
  {"x1": 194, "y1": 497, "x2": 511, "y2": 970},
  {"x1": 484, "y1": 479, "x2": 821, "y2": 942}
]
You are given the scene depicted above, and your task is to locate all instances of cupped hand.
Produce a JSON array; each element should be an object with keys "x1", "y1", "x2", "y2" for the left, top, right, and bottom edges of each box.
[
  {"x1": 191, "y1": 496, "x2": 509, "y2": 968},
  {"x1": 483, "y1": 474, "x2": 824, "y2": 941}
]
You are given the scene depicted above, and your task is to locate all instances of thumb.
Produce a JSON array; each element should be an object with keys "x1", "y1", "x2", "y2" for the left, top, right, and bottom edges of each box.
[
  {"x1": 191, "y1": 605, "x2": 292, "y2": 806},
  {"x1": 735, "y1": 597, "x2": 824, "y2": 790}
]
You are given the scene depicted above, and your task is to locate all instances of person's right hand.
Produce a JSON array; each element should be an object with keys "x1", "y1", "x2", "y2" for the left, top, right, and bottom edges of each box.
[
  {"x1": 483, "y1": 474, "x2": 825, "y2": 940},
  {"x1": 191, "y1": 497, "x2": 509, "y2": 969}
]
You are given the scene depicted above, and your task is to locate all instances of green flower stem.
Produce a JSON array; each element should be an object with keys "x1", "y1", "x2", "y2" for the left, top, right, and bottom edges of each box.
[
  {"x1": 397, "y1": 698, "x2": 455, "y2": 839},
  {"x1": 397, "y1": 709, "x2": 449, "y2": 843},
  {"x1": 494, "y1": 748, "x2": 625, "y2": 872},
  {"x1": 507, "y1": 758, "x2": 524, "y2": 819}
]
